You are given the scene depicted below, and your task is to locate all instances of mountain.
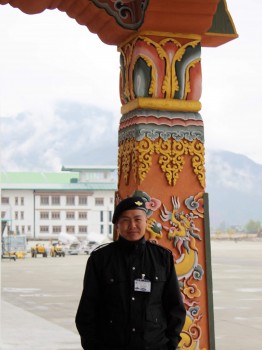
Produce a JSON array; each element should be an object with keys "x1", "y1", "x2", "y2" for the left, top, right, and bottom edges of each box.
[
  {"x1": 0, "y1": 101, "x2": 119, "y2": 171},
  {"x1": 205, "y1": 150, "x2": 262, "y2": 228},
  {"x1": 1, "y1": 100, "x2": 262, "y2": 228}
]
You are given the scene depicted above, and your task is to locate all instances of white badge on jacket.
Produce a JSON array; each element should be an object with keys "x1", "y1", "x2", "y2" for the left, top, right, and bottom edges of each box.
[{"x1": 134, "y1": 274, "x2": 151, "y2": 293}]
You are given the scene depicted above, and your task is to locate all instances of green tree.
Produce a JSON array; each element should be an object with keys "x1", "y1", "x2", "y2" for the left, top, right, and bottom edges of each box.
[{"x1": 245, "y1": 220, "x2": 261, "y2": 234}]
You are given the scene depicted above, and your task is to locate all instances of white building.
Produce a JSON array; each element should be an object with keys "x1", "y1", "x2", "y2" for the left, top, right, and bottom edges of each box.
[{"x1": 1, "y1": 166, "x2": 117, "y2": 240}]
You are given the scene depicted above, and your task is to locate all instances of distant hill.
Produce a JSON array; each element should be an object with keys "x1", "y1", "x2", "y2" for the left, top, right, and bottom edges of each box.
[
  {"x1": 205, "y1": 150, "x2": 262, "y2": 228},
  {"x1": 1, "y1": 101, "x2": 261, "y2": 228}
]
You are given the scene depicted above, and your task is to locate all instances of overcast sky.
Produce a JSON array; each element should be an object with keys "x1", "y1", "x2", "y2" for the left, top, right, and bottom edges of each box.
[{"x1": 0, "y1": 1, "x2": 262, "y2": 171}]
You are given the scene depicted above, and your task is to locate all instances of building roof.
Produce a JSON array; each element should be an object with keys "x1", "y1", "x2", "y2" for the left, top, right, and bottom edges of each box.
[
  {"x1": 1, "y1": 172, "x2": 78, "y2": 184},
  {"x1": 2, "y1": 0, "x2": 238, "y2": 47},
  {"x1": 0, "y1": 171, "x2": 117, "y2": 191},
  {"x1": 61, "y1": 165, "x2": 117, "y2": 171}
]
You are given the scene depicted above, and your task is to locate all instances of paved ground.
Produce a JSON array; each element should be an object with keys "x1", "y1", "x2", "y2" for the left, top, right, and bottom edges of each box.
[
  {"x1": 210, "y1": 240, "x2": 262, "y2": 350},
  {"x1": 1, "y1": 240, "x2": 262, "y2": 350}
]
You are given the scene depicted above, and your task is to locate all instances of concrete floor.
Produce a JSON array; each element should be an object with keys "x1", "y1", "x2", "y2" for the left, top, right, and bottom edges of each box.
[
  {"x1": 210, "y1": 240, "x2": 262, "y2": 350},
  {"x1": 1, "y1": 240, "x2": 262, "y2": 350}
]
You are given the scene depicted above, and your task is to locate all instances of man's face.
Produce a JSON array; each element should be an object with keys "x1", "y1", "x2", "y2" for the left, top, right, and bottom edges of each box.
[{"x1": 116, "y1": 209, "x2": 147, "y2": 241}]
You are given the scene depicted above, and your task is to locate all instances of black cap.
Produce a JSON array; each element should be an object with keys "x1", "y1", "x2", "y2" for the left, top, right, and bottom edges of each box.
[{"x1": 112, "y1": 196, "x2": 147, "y2": 224}]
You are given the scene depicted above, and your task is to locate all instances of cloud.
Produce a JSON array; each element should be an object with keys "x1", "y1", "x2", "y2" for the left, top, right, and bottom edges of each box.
[
  {"x1": 0, "y1": 100, "x2": 118, "y2": 171},
  {"x1": 1, "y1": 1, "x2": 262, "y2": 169},
  {"x1": 200, "y1": 1, "x2": 262, "y2": 165},
  {"x1": 0, "y1": 6, "x2": 120, "y2": 117}
]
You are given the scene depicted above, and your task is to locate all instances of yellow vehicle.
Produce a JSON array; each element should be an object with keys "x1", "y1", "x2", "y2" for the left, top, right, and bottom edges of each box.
[
  {"x1": 31, "y1": 244, "x2": 48, "y2": 258},
  {"x1": 15, "y1": 251, "x2": 27, "y2": 259},
  {"x1": 50, "y1": 243, "x2": 65, "y2": 257}
]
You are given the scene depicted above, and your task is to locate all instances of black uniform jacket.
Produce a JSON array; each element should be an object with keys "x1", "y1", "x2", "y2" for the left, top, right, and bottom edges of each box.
[{"x1": 75, "y1": 236, "x2": 186, "y2": 350}]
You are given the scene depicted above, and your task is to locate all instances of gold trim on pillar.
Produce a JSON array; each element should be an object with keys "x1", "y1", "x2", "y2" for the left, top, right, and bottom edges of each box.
[
  {"x1": 121, "y1": 98, "x2": 201, "y2": 114},
  {"x1": 184, "y1": 58, "x2": 201, "y2": 99},
  {"x1": 118, "y1": 137, "x2": 205, "y2": 187},
  {"x1": 119, "y1": 31, "x2": 202, "y2": 48},
  {"x1": 118, "y1": 35, "x2": 201, "y2": 104}
]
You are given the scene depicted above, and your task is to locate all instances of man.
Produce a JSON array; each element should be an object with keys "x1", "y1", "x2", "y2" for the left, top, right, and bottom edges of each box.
[{"x1": 75, "y1": 196, "x2": 186, "y2": 350}]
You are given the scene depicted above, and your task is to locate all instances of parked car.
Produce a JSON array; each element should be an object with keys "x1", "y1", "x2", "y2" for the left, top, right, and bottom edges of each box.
[
  {"x1": 84, "y1": 241, "x2": 99, "y2": 255},
  {"x1": 67, "y1": 242, "x2": 81, "y2": 255}
]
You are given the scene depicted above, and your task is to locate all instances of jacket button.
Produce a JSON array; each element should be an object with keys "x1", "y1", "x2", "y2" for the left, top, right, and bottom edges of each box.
[
  {"x1": 132, "y1": 297, "x2": 135, "y2": 301},
  {"x1": 110, "y1": 278, "x2": 114, "y2": 283},
  {"x1": 132, "y1": 328, "x2": 136, "y2": 332},
  {"x1": 132, "y1": 267, "x2": 136, "y2": 270}
]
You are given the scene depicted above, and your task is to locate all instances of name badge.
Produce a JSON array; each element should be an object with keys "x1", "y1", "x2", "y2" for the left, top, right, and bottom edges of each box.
[{"x1": 134, "y1": 274, "x2": 151, "y2": 293}]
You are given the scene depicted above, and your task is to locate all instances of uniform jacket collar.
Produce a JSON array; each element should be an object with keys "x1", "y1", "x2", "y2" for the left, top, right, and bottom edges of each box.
[{"x1": 117, "y1": 235, "x2": 146, "y2": 253}]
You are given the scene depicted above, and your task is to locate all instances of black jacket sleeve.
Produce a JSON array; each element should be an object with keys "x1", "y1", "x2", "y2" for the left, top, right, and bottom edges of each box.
[
  {"x1": 163, "y1": 252, "x2": 186, "y2": 350},
  {"x1": 75, "y1": 254, "x2": 101, "y2": 350}
]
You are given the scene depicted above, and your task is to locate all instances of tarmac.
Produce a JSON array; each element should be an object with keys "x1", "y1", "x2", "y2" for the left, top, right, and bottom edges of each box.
[
  {"x1": 1, "y1": 300, "x2": 81, "y2": 350},
  {"x1": 1, "y1": 240, "x2": 262, "y2": 350}
]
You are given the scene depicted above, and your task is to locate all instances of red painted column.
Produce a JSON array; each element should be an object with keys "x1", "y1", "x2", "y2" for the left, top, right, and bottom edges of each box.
[{"x1": 116, "y1": 32, "x2": 214, "y2": 350}]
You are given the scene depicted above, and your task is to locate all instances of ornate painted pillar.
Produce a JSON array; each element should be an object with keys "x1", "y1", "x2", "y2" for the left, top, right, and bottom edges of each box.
[
  {"x1": 0, "y1": 2, "x2": 238, "y2": 350},
  {"x1": 116, "y1": 32, "x2": 212, "y2": 350}
]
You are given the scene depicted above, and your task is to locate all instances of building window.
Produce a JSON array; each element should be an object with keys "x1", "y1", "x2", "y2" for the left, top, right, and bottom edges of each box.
[
  {"x1": 100, "y1": 225, "x2": 104, "y2": 234},
  {"x1": 110, "y1": 197, "x2": 114, "y2": 204},
  {"x1": 40, "y1": 226, "x2": 49, "y2": 233},
  {"x1": 79, "y1": 226, "x2": 87, "y2": 233},
  {"x1": 40, "y1": 212, "x2": 49, "y2": 219},
  {"x1": 21, "y1": 226, "x2": 25, "y2": 234},
  {"x1": 109, "y1": 225, "x2": 112, "y2": 234},
  {"x1": 79, "y1": 212, "x2": 87, "y2": 219},
  {"x1": 66, "y1": 226, "x2": 75, "y2": 234},
  {"x1": 27, "y1": 226, "x2": 31, "y2": 232},
  {"x1": 66, "y1": 196, "x2": 75, "y2": 205},
  {"x1": 15, "y1": 211, "x2": 18, "y2": 220},
  {"x1": 20, "y1": 212, "x2": 24, "y2": 220},
  {"x1": 15, "y1": 197, "x2": 18, "y2": 205},
  {"x1": 40, "y1": 196, "x2": 49, "y2": 205},
  {"x1": 100, "y1": 211, "x2": 104, "y2": 222},
  {"x1": 52, "y1": 226, "x2": 61, "y2": 233},
  {"x1": 66, "y1": 212, "x2": 75, "y2": 219},
  {"x1": 95, "y1": 198, "x2": 104, "y2": 206},
  {"x1": 15, "y1": 226, "x2": 19, "y2": 234},
  {"x1": 21, "y1": 197, "x2": 24, "y2": 205},
  {"x1": 1, "y1": 211, "x2": 6, "y2": 219},
  {"x1": 109, "y1": 211, "x2": 112, "y2": 222},
  {"x1": 79, "y1": 196, "x2": 87, "y2": 205},
  {"x1": 1, "y1": 197, "x2": 9, "y2": 205},
  {"x1": 51, "y1": 212, "x2": 60, "y2": 219},
  {"x1": 51, "y1": 196, "x2": 60, "y2": 205}
]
